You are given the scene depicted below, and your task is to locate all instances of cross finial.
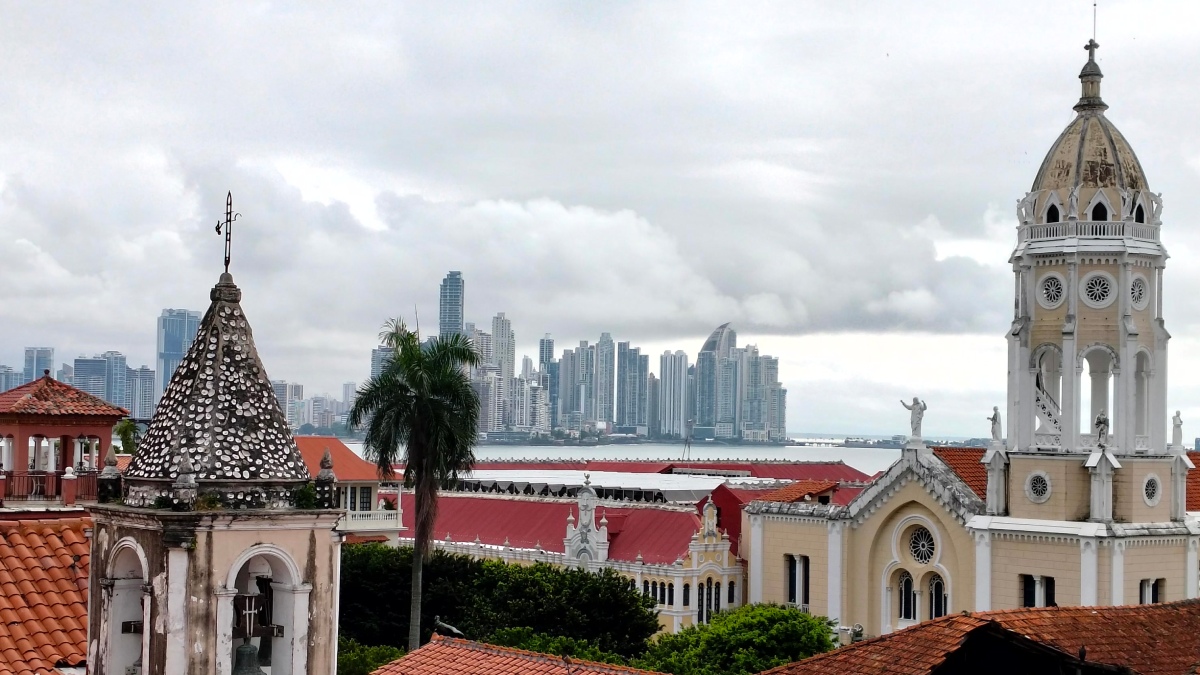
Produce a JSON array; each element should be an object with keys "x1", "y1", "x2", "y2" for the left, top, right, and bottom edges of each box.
[
  {"x1": 214, "y1": 191, "x2": 241, "y2": 274},
  {"x1": 1085, "y1": 39, "x2": 1099, "y2": 62}
]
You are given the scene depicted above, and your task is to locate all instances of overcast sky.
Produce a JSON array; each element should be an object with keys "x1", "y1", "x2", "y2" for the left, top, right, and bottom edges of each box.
[{"x1": 3, "y1": 2, "x2": 1200, "y2": 437}]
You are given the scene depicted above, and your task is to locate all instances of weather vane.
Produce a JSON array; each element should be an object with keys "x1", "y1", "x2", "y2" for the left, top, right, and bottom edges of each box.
[{"x1": 214, "y1": 191, "x2": 240, "y2": 274}]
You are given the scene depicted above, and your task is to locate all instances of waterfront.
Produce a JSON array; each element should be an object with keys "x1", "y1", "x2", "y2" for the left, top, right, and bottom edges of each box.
[{"x1": 342, "y1": 441, "x2": 901, "y2": 477}]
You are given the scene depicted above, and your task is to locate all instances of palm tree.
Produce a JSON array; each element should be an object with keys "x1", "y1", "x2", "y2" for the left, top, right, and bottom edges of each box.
[
  {"x1": 114, "y1": 419, "x2": 140, "y2": 455},
  {"x1": 348, "y1": 318, "x2": 480, "y2": 650}
]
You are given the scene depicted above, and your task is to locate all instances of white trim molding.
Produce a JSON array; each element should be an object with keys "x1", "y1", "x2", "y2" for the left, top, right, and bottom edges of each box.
[
  {"x1": 1111, "y1": 540, "x2": 1125, "y2": 606},
  {"x1": 1080, "y1": 538, "x2": 1099, "y2": 605},
  {"x1": 1188, "y1": 538, "x2": 1199, "y2": 600},
  {"x1": 1079, "y1": 270, "x2": 1118, "y2": 309},
  {"x1": 1037, "y1": 271, "x2": 1068, "y2": 310},
  {"x1": 748, "y1": 515, "x2": 764, "y2": 603}
]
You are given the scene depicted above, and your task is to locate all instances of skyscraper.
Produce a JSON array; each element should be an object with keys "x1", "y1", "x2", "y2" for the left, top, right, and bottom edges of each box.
[
  {"x1": 0, "y1": 366, "x2": 21, "y2": 393},
  {"x1": 659, "y1": 350, "x2": 689, "y2": 438},
  {"x1": 73, "y1": 355, "x2": 108, "y2": 401},
  {"x1": 342, "y1": 382, "x2": 357, "y2": 409},
  {"x1": 101, "y1": 351, "x2": 129, "y2": 409},
  {"x1": 576, "y1": 341, "x2": 596, "y2": 423},
  {"x1": 156, "y1": 309, "x2": 202, "y2": 403},
  {"x1": 647, "y1": 374, "x2": 660, "y2": 438},
  {"x1": 439, "y1": 271, "x2": 465, "y2": 340},
  {"x1": 127, "y1": 366, "x2": 157, "y2": 419},
  {"x1": 370, "y1": 346, "x2": 391, "y2": 379},
  {"x1": 696, "y1": 323, "x2": 736, "y2": 431},
  {"x1": 594, "y1": 333, "x2": 615, "y2": 424},
  {"x1": 23, "y1": 347, "x2": 53, "y2": 384},
  {"x1": 557, "y1": 349, "x2": 577, "y2": 427},
  {"x1": 492, "y1": 313, "x2": 515, "y2": 423},
  {"x1": 538, "y1": 334, "x2": 555, "y2": 370},
  {"x1": 56, "y1": 363, "x2": 73, "y2": 384},
  {"x1": 616, "y1": 342, "x2": 648, "y2": 428}
]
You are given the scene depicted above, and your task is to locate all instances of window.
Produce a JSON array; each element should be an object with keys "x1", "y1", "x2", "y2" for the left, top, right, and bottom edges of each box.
[
  {"x1": 786, "y1": 555, "x2": 810, "y2": 607},
  {"x1": 1140, "y1": 579, "x2": 1165, "y2": 604},
  {"x1": 643, "y1": 580, "x2": 650, "y2": 596},
  {"x1": 359, "y1": 487, "x2": 372, "y2": 512},
  {"x1": 728, "y1": 581, "x2": 736, "y2": 605},
  {"x1": 683, "y1": 584, "x2": 690, "y2": 607},
  {"x1": 898, "y1": 571, "x2": 916, "y2": 621},
  {"x1": 929, "y1": 574, "x2": 947, "y2": 619},
  {"x1": 909, "y1": 528, "x2": 935, "y2": 565},
  {"x1": 1040, "y1": 275, "x2": 1065, "y2": 308},
  {"x1": 1135, "y1": 204, "x2": 1145, "y2": 223},
  {"x1": 1020, "y1": 574, "x2": 1036, "y2": 608},
  {"x1": 1045, "y1": 577, "x2": 1056, "y2": 607},
  {"x1": 696, "y1": 583, "x2": 706, "y2": 624},
  {"x1": 348, "y1": 486, "x2": 358, "y2": 512},
  {"x1": 714, "y1": 582, "x2": 721, "y2": 613},
  {"x1": 1131, "y1": 277, "x2": 1149, "y2": 311},
  {"x1": 1047, "y1": 204, "x2": 1060, "y2": 223},
  {"x1": 1092, "y1": 202, "x2": 1108, "y2": 221},
  {"x1": 651, "y1": 581, "x2": 658, "y2": 604},
  {"x1": 668, "y1": 583, "x2": 674, "y2": 606},
  {"x1": 659, "y1": 583, "x2": 666, "y2": 605}
]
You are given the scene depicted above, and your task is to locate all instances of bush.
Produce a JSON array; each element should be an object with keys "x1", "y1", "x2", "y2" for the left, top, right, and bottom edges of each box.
[
  {"x1": 337, "y1": 636, "x2": 403, "y2": 675},
  {"x1": 485, "y1": 627, "x2": 627, "y2": 665}
]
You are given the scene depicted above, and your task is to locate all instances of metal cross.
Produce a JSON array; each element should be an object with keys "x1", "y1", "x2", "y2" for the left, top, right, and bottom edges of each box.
[
  {"x1": 1084, "y1": 38, "x2": 1099, "y2": 61},
  {"x1": 240, "y1": 595, "x2": 259, "y2": 631},
  {"x1": 214, "y1": 191, "x2": 241, "y2": 274}
]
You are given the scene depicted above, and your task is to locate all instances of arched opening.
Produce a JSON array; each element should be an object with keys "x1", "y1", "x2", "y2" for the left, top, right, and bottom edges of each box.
[
  {"x1": 928, "y1": 574, "x2": 947, "y2": 619},
  {"x1": 897, "y1": 570, "x2": 917, "y2": 622},
  {"x1": 1134, "y1": 351, "x2": 1152, "y2": 442},
  {"x1": 1092, "y1": 202, "x2": 1108, "y2": 221},
  {"x1": 1034, "y1": 347, "x2": 1062, "y2": 431},
  {"x1": 1047, "y1": 204, "x2": 1061, "y2": 223},
  {"x1": 107, "y1": 545, "x2": 148, "y2": 674},
  {"x1": 1135, "y1": 204, "x2": 1146, "y2": 223},
  {"x1": 651, "y1": 581, "x2": 658, "y2": 604},
  {"x1": 227, "y1": 551, "x2": 303, "y2": 675},
  {"x1": 1079, "y1": 349, "x2": 1115, "y2": 443}
]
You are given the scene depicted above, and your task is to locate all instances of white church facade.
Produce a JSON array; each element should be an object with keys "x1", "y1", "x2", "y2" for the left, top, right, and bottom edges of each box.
[{"x1": 742, "y1": 41, "x2": 1200, "y2": 638}]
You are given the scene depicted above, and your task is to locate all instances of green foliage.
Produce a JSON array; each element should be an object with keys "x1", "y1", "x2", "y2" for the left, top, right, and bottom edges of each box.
[
  {"x1": 292, "y1": 482, "x2": 318, "y2": 509},
  {"x1": 114, "y1": 419, "x2": 140, "y2": 454},
  {"x1": 298, "y1": 423, "x2": 317, "y2": 435},
  {"x1": 634, "y1": 604, "x2": 834, "y2": 675},
  {"x1": 337, "y1": 636, "x2": 404, "y2": 675},
  {"x1": 485, "y1": 627, "x2": 626, "y2": 665},
  {"x1": 339, "y1": 545, "x2": 659, "y2": 659},
  {"x1": 194, "y1": 492, "x2": 223, "y2": 511}
]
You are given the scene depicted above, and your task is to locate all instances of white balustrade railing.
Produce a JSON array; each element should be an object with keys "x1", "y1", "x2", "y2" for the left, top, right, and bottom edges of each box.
[
  {"x1": 1019, "y1": 220, "x2": 1160, "y2": 243},
  {"x1": 341, "y1": 509, "x2": 403, "y2": 531}
]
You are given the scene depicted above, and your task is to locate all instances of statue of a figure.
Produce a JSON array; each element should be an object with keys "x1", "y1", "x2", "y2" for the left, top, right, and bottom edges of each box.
[
  {"x1": 987, "y1": 406, "x2": 1002, "y2": 442},
  {"x1": 1119, "y1": 187, "x2": 1134, "y2": 220},
  {"x1": 1017, "y1": 192, "x2": 1037, "y2": 225},
  {"x1": 1094, "y1": 409, "x2": 1110, "y2": 446},
  {"x1": 1173, "y1": 410, "x2": 1184, "y2": 448},
  {"x1": 1068, "y1": 184, "x2": 1081, "y2": 219},
  {"x1": 1152, "y1": 192, "x2": 1164, "y2": 222},
  {"x1": 901, "y1": 397, "x2": 927, "y2": 438}
]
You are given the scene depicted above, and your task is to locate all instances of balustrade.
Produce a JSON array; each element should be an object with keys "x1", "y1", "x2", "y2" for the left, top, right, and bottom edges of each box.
[{"x1": 1018, "y1": 220, "x2": 1160, "y2": 243}]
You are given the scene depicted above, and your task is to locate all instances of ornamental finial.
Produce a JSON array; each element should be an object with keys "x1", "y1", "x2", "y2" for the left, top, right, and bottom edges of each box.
[{"x1": 214, "y1": 191, "x2": 241, "y2": 274}]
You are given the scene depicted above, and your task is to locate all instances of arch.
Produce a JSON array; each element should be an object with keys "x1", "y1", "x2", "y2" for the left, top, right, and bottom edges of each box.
[
  {"x1": 224, "y1": 544, "x2": 302, "y2": 589},
  {"x1": 1135, "y1": 203, "x2": 1146, "y2": 223},
  {"x1": 1091, "y1": 202, "x2": 1108, "y2": 222},
  {"x1": 1078, "y1": 344, "x2": 1119, "y2": 440},
  {"x1": 1030, "y1": 343, "x2": 1063, "y2": 421},
  {"x1": 927, "y1": 573, "x2": 948, "y2": 619},
  {"x1": 108, "y1": 537, "x2": 150, "y2": 582},
  {"x1": 1084, "y1": 189, "x2": 1116, "y2": 222},
  {"x1": 220, "y1": 544, "x2": 309, "y2": 675},
  {"x1": 1043, "y1": 192, "x2": 1063, "y2": 224},
  {"x1": 106, "y1": 538, "x2": 149, "y2": 675},
  {"x1": 896, "y1": 570, "x2": 916, "y2": 621}
]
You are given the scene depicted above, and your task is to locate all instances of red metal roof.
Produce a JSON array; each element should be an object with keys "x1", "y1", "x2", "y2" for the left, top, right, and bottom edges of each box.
[
  {"x1": 767, "y1": 600, "x2": 1200, "y2": 675},
  {"x1": 294, "y1": 436, "x2": 383, "y2": 482},
  {"x1": 931, "y1": 447, "x2": 987, "y2": 499},
  {"x1": 0, "y1": 375, "x2": 127, "y2": 418},
  {"x1": 398, "y1": 492, "x2": 702, "y2": 564},
  {"x1": 420, "y1": 459, "x2": 871, "y2": 482},
  {"x1": 372, "y1": 635, "x2": 668, "y2": 675}
]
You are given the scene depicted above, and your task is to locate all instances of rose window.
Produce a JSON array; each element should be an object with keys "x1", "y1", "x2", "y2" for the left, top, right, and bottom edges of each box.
[
  {"x1": 1041, "y1": 276, "x2": 1063, "y2": 306},
  {"x1": 909, "y1": 527, "x2": 935, "y2": 564},
  {"x1": 1030, "y1": 474, "x2": 1049, "y2": 500},
  {"x1": 1145, "y1": 477, "x2": 1159, "y2": 503},
  {"x1": 1084, "y1": 275, "x2": 1111, "y2": 304},
  {"x1": 1131, "y1": 278, "x2": 1147, "y2": 308}
]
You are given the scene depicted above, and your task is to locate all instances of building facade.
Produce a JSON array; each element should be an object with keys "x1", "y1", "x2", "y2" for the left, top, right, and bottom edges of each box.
[
  {"x1": 23, "y1": 347, "x2": 53, "y2": 385},
  {"x1": 439, "y1": 271, "x2": 465, "y2": 340}
]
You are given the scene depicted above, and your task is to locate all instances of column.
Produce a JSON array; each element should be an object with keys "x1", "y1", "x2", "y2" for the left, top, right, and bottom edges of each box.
[
  {"x1": 1186, "y1": 539, "x2": 1198, "y2": 600},
  {"x1": 1112, "y1": 541, "x2": 1125, "y2": 605},
  {"x1": 1035, "y1": 575, "x2": 1046, "y2": 607},
  {"x1": 1063, "y1": 260, "x2": 1080, "y2": 450},
  {"x1": 748, "y1": 515, "x2": 764, "y2": 603},
  {"x1": 827, "y1": 523, "x2": 844, "y2": 623},
  {"x1": 1080, "y1": 539, "x2": 1098, "y2": 606},
  {"x1": 31, "y1": 436, "x2": 43, "y2": 472},
  {"x1": 974, "y1": 532, "x2": 992, "y2": 611},
  {"x1": 166, "y1": 548, "x2": 190, "y2": 674}
]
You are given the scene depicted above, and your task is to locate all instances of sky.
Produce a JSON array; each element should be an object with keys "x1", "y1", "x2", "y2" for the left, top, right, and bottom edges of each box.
[{"x1": 2, "y1": 2, "x2": 1200, "y2": 437}]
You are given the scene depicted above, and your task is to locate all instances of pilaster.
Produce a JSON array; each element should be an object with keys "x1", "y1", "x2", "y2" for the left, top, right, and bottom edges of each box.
[
  {"x1": 748, "y1": 515, "x2": 763, "y2": 603},
  {"x1": 1080, "y1": 539, "x2": 1098, "y2": 605},
  {"x1": 827, "y1": 522, "x2": 844, "y2": 623},
  {"x1": 974, "y1": 532, "x2": 992, "y2": 611}
]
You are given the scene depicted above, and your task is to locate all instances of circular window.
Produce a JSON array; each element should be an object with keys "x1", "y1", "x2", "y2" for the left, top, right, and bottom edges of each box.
[
  {"x1": 1131, "y1": 276, "x2": 1150, "y2": 311},
  {"x1": 1025, "y1": 471, "x2": 1052, "y2": 504},
  {"x1": 1143, "y1": 474, "x2": 1162, "y2": 507},
  {"x1": 1038, "y1": 274, "x2": 1066, "y2": 310},
  {"x1": 1080, "y1": 272, "x2": 1117, "y2": 309},
  {"x1": 909, "y1": 527, "x2": 935, "y2": 564}
]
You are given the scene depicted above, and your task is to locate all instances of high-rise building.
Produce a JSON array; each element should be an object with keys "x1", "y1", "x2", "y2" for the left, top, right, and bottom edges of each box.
[
  {"x1": 492, "y1": 313, "x2": 515, "y2": 423},
  {"x1": 23, "y1": 347, "x2": 53, "y2": 384},
  {"x1": 594, "y1": 333, "x2": 615, "y2": 424},
  {"x1": 56, "y1": 363, "x2": 73, "y2": 384},
  {"x1": 439, "y1": 271, "x2": 465, "y2": 340},
  {"x1": 127, "y1": 366, "x2": 157, "y2": 419},
  {"x1": 556, "y1": 349, "x2": 577, "y2": 427},
  {"x1": 659, "y1": 350, "x2": 689, "y2": 438},
  {"x1": 156, "y1": 309, "x2": 202, "y2": 404},
  {"x1": 342, "y1": 382, "x2": 357, "y2": 409},
  {"x1": 530, "y1": 383, "x2": 551, "y2": 435},
  {"x1": 101, "y1": 351, "x2": 129, "y2": 409},
  {"x1": 616, "y1": 342, "x2": 648, "y2": 429},
  {"x1": 545, "y1": 359, "x2": 559, "y2": 425},
  {"x1": 521, "y1": 356, "x2": 534, "y2": 380},
  {"x1": 647, "y1": 373, "x2": 660, "y2": 438},
  {"x1": 0, "y1": 365, "x2": 21, "y2": 393},
  {"x1": 696, "y1": 323, "x2": 737, "y2": 434},
  {"x1": 73, "y1": 356, "x2": 108, "y2": 400},
  {"x1": 370, "y1": 346, "x2": 391, "y2": 379},
  {"x1": 576, "y1": 341, "x2": 596, "y2": 423},
  {"x1": 270, "y1": 380, "x2": 305, "y2": 428},
  {"x1": 538, "y1": 334, "x2": 555, "y2": 370}
]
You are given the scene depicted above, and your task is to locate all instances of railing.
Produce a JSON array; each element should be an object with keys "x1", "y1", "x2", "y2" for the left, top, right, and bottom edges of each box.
[
  {"x1": 76, "y1": 471, "x2": 99, "y2": 501},
  {"x1": 1077, "y1": 434, "x2": 1114, "y2": 451},
  {"x1": 1019, "y1": 220, "x2": 1160, "y2": 243},
  {"x1": 341, "y1": 510, "x2": 403, "y2": 531},
  {"x1": 787, "y1": 602, "x2": 810, "y2": 614},
  {"x1": 1033, "y1": 433, "x2": 1062, "y2": 449},
  {"x1": 3, "y1": 472, "x2": 61, "y2": 500},
  {"x1": 1034, "y1": 387, "x2": 1062, "y2": 433}
]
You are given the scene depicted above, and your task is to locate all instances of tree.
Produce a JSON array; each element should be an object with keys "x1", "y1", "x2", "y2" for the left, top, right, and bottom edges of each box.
[
  {"x1": 114, "y1": 419, "x2": 140, "y2": 455},
  {"x1": 336, "y1": 636, "x2": 404, "y2": 675},
  {"x1": 635, "y1": 604, "x2": 834, "y2": 675},
  {"x1": 298, "y1": 423, "x2": 317, "y2": 435},
  {"x1": 348, "y1": 319, "x2": 481, "y2": 650},
  {"x1": 486, "y1": 628, "x2": 626, "y2": 665}
]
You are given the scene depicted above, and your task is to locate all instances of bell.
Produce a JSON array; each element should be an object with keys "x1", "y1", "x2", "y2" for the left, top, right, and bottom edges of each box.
[{"x1": 232, "y1": 639, "x2": 267, "y2": 675}]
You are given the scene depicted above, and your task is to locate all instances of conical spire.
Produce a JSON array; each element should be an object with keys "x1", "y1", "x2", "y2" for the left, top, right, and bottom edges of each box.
[
  {"x1": 124, "y1": 272, "x2": 310, "y2": 508},
  {"x1": 1075, "y1": 39, "x2": 1108, "y2": 112}
]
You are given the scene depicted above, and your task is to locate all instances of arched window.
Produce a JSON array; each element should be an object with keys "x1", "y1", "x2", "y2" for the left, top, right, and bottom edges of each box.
[
  {"x1": 1092, "y1": 202, "x2": 1108, "y2": 221},
  {"x1": 1135, "y1": 204, "x2": 1145, "y2": 223},
  {"x1": 643, "y1": 580, "x2": 650, "y2": 596},
  {"x1": 696, "y1": 583, "x2": 705, "y2": 623},
  {"x1": 668, "y1": 583, "x2": 674, "y2": 606},
  {"x1": 714, "y1": 582, "x2": 721, "y2": 613},
  {"x1": 683, "y1": 584, "x2": 690, "y2": 607},
  {"x1": 898, "y1": 571, "x2": 916, "y2": 621},
  {"x1": 659, "y1": 583, "x2": 666, "y2": 605},
  {"x1": 728, "y1": 581, "x2": 736, "y2": 605},
  {"x1": 1047, "y1": 204, "x2": 1060, "y2": 223},
  {"x1": 929, "y1": 574, "x2": 948, "y2": 619},
  {"x1": 651, "y1": 581, "x2": 658, "y2": 603}
]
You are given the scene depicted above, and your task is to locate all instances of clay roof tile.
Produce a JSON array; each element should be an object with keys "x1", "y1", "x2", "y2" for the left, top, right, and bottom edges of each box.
[{"x1": 371, "y1": 635, "x2": 671, "y2": 675}]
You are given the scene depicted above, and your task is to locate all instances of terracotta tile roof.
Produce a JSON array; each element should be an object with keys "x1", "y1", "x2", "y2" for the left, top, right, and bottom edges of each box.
[
  {"x1": 1187, "y1": 452, "x2": 1200, "y2": 511},
  {"x1": 295, "y1": 436, "x2": 383, "y2": 482},
  {"x1": 372, "y1": 635, "x2": 668, "y2": 675},
  {"x1": 757, "y1": 480, "x2": 839, "y2": 503},
  {"x1": 115, "y1": 455, "x2": 133, "y2": 473},
  {"x1": 932, "y1": 447, "x2": 987, "y2": 499},
  {"x1": 765, "y1": 600, "x2": 1200, "y2": 675},
  {"x1": 0, "y1": 517, "x2": 90, "y2": 675},
  {"x1": 397, "y1": 492, "x2": 702, "y2": 564},
  {"x1": 0, "y1": 375, "x2": 127, "y2": 418}
]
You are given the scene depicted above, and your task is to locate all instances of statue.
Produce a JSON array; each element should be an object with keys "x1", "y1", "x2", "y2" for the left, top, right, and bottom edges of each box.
[
  {"x1": 1068, "y1": 184, "x2": 1081, "y2": 219},
  {"x1": 1094, "y1": 409, "x2": 1110, "y2": 446},
  {"x1": 1017, "y1": 192, "x2": 1037, "y2": 225},
  {"x1": 1152, "y1": 192, "x2": 1164, "y2": 222},
  {"x1": 987, "y1": 406, "x2": 1002, "y2": 442},
  {"x1": 1119, "y1": 187, "x2": 1134, "y2": 220},
  {"x1": 1173, "y1": 410, "x2": 1184, "y2": 448},
  {"x1": 901, "y1": 397, "x2": 927, "y2": 438}
]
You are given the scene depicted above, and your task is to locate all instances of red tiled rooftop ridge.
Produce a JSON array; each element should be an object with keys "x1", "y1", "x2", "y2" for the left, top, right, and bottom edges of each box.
[
  {"x1": 764, "y1": 600, "x2": 1200, "y2": 675},
  {"x1": 0, "y1": 375, "x2": 127, "y2": 418},
  {"x1": 372, "y1": 634, "x2": 669, "y2": 675},
  {"x1": 931, "y1": 447, "x2": 987, "y2": 500},
  {"x1": 295, "y1": 436, "x2": 383, "y2": 482},
  {"x1": 757, "y1": 480, "x2": 840, "y2": 503},
  {"x1": 1187, "y1": 452, "x2": 1200, "y2": 511},
  {"x1": 0, "y1": 518, "x2": 90, "y2": 675}
]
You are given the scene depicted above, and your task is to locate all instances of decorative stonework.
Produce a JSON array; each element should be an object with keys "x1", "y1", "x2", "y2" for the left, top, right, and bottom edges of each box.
[
  {"x1": 1037, "y1": 272, "x2": 1066, "y2": 310},
  {"x1": 1143, "y1": 473, "x2": 1162, "y2": 507},
  {"x1": 1025, "y1": 471, "x2": 1052, "y2": 504},
  {"x1": 1079, "y1": 271, "x2": 1117, "y2": 309}
]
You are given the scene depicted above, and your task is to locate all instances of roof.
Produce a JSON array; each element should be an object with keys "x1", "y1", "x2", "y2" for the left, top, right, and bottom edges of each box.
[
  {"x1": 766, "y1": 600, "x2": 1200, "y2": 675},
  {"x1": 0, "y1": 518, "x2": 90, "y2": 675},
  {"x1": 0, "y1": 375, "x2": 127, "y2": 418},
  {"x1": 294, "y1": 436, "x2": 382, "y2": 482},
  {"x1": 372, "y1": 635, "x2": 668, "y2": 675},
  {"x1": 127, "y1": 273, "x2": 309, "y2": 488},
  {"x1": 757, "y1": 480, "x2": 839, "y2": 503},
  {"x1": 399, "y1": 492, "x2": 702, "y2": 564},
  {"x1": 1188, "y1": 452, "x2": 1200, "y2": 511},
  {"x1": 931, "y1": 447, "x2": 987, "y2": 500},
  {"x1": 436, "y1": 459, "x2": 871, "y2": 483},
  {"x1": 115, "y1": 455, "x2": 133, "y2": 473},
  {"x1": 459, "y1": 470, "x2": 778, "y2": 503}
]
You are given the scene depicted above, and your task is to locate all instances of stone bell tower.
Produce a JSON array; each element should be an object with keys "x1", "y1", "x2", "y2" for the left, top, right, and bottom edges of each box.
[{"x1": 87, "y1": 268, "x2": 342, "y2": 675}]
